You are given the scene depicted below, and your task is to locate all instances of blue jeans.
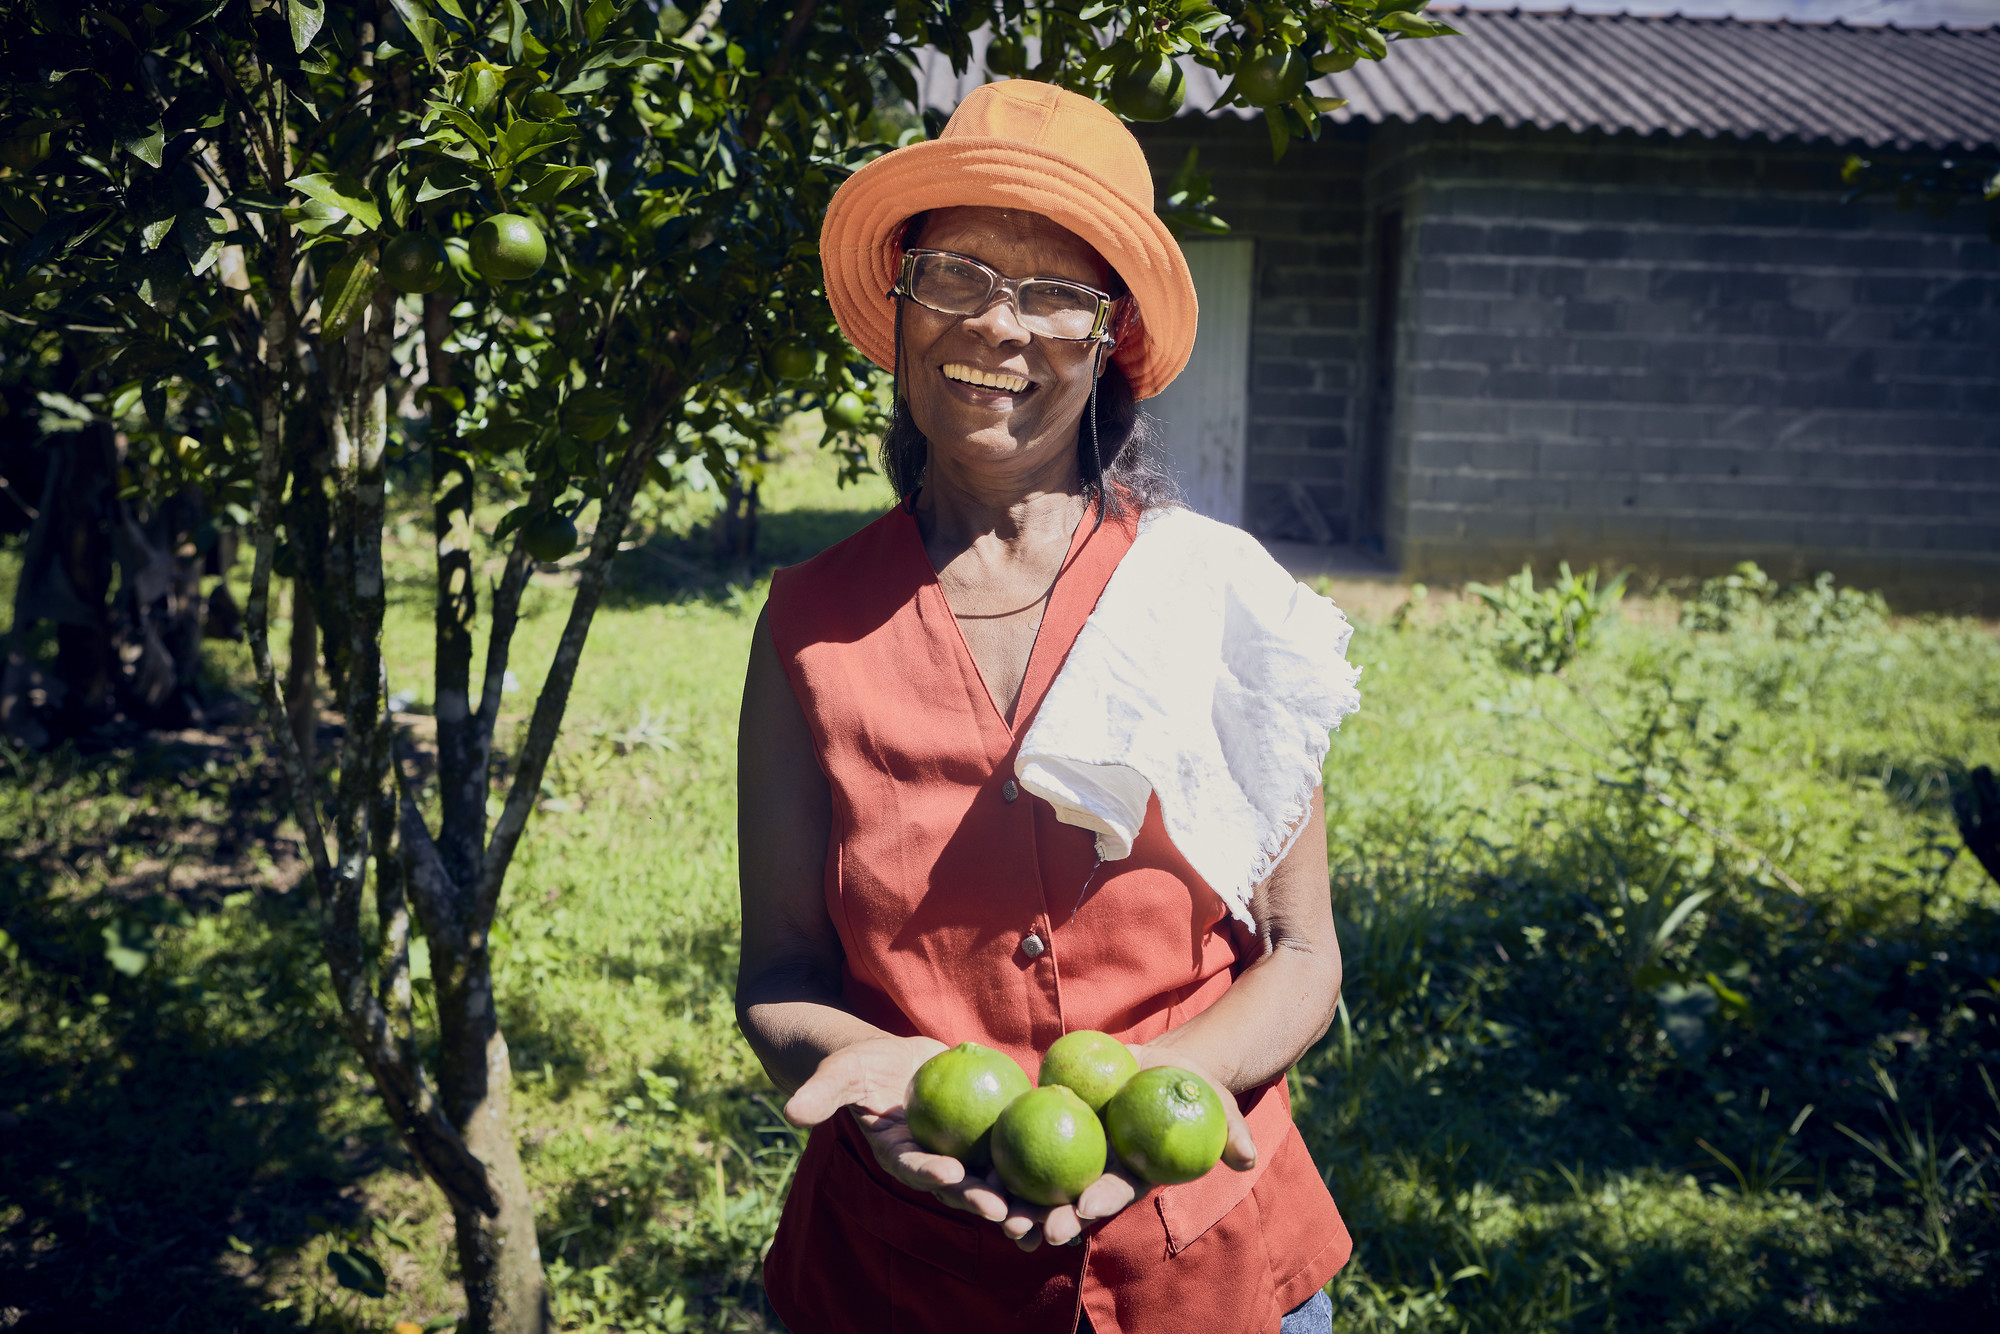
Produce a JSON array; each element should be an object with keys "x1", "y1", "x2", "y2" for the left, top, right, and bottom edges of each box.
[{"x1": 1080, "y1": 1288, "x2": 1331, "y2": 1333}]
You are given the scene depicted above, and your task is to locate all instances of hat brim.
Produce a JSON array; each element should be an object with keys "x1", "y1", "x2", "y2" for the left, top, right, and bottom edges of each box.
[{"x1": 820, "y1": 137, "x2": 1198, "y2": 402}]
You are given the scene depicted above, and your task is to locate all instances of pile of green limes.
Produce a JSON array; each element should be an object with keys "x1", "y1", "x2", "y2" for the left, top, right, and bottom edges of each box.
[{"x1": 905, "y1": 1031, "x2": 1229, "y2": 1208}]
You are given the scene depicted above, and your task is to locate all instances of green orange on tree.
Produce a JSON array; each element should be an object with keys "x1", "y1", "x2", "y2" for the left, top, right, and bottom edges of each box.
[
  {"x1": 1038, "y1": 1029, "x2": 1138, "y2": 1112},
  {"x1": 1111, "y1": 52, "x2": 1186, "y2": 123},
  {"x1": 522, "y1": 512, "x2": 579, "y2": 563},
  {"x1": 1103, "y1": 1066, "x2": 1227, "y2": 1185},
  {"x1": 470, "y1": 213, "x2": 546, "y2": 282},
  {"x1": 826, "y1": 391, "x2": 870, "y2": 429},
  {"x1": 382, "y1": 233, "x2": 449, "y2": 295},
  {"x1": 905, "y1": 1042, "x2": 1033, "y2": 1166},
  {"x1": 1234, "y1": 44, "x2": 1308, "y2": 108},
  {"x1": 990, "y1": 1085, "x2": 1106, "y2": 1206},
  {"x1": 766, "y1": 338, "x2": 818, "y2": 381}
]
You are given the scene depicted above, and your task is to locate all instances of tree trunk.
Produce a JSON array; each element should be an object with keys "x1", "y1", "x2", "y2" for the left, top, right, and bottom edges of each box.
[
  {"x1": 286, "y1": 576, "x2": 318, "y2": 775},
  {"x1": 436, "y1": 945, "x2": 549, "y2": 1332}
]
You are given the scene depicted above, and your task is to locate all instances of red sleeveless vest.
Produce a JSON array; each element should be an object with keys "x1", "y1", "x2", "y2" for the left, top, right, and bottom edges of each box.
[{"x1": 761, "y1": 504, "x2": 1350, "y2": 1334}]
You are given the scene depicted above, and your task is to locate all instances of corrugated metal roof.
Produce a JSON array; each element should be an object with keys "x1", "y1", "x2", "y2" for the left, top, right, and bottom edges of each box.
[{"x1": 915, "y1": 10, "x2": 2000, "y2": 153}]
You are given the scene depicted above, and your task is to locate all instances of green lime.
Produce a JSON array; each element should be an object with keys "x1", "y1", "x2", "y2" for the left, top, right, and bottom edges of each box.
[
  {"x1": 1103, "y1": 1066, "x2": 1227, "y2": 1185},
  {"x1": 826, "y1": 391, "x2": 869, "y2": 429},
  {"x1": 991, "y1": 1085, "x2": 1106, "y2": 1206},
  {"x1": 1038, "y1": 1030, "x2": 1138, "y2": 1113},
  {"x1": 1111, "y1": 53, "x2": 1186, "y2": 123},
  {"x1": 522, "y1": 512, "x2": 578, "y2": 563},
  {"x1": 382, "y1": 233, "x2": 449, "y2": 295},
  {"x1": 470, "y1": 213, "x2": 546, "y2": 282},
  {"x1": 1234, "y1": 45, "x2": 1308, "y2": 109},
  {"x1": 906, "y1": 1042, "x2": 1032, "y2": 1167},
  {"x1": 765, "y1": 338, "x2": 817, "y2": 381}
]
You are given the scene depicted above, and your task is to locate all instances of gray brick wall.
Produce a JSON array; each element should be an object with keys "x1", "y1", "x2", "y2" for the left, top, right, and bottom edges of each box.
[
  {"x1": 1136, "y1": 115, "x2": 2000, "y2": 610},
  {"x1": 1136, "y1": 119, "x2": 1370, "y2": 544},
  {"x1": 1371, "y1": 120, "x2": 2000, "y2": 610}
]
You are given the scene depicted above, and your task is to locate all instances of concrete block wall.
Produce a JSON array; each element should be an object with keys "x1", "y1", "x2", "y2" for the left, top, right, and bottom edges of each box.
[
  {"x1": 1135, "y1": 119, "x2": 1371, "y2": 543},
  {"x1": 1375, "y1": 120, "x2": 2000, "y2": 609}
]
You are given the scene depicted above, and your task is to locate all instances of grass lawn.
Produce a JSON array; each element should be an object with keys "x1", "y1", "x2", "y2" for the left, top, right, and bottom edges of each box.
[{"x1": 4, "y1": 430, "x2": 1999, "y2": 1332}]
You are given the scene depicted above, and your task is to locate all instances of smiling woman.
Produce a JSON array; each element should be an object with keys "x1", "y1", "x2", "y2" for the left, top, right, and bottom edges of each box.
[{"x1": 734, "y1": 80, "x2": 1358, "y2": 1334}]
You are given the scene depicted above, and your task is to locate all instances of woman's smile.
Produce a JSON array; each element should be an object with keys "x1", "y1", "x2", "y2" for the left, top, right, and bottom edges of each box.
[{"x1": 941, "y1": 361, "x2": 1034, "y2": 400}]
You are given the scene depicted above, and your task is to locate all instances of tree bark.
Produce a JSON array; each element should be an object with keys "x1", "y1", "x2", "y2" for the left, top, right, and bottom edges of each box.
[
  {"x1": 286, "y1": 575, "x2": 318, "y2": 775},
  {"x1": 436, "y1": 942, "x2": 549, "y2": 1332}
]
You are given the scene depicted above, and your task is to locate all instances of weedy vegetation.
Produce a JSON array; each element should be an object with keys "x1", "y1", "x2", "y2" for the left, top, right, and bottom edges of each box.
[{"x1": 4, "y1": 441, "x2": 1998, "y2": 1331}]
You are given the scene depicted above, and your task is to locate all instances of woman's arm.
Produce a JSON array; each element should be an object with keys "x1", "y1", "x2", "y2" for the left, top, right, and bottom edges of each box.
[
  {"x1": 1144, "y1": 786, "x2": 1343, "y2": 1095},
  {"x1": 735, "y1": 608, "x2": 1011, "y2": 1222},
  {"x1": 734, "y1": 606, "x2": 881, "y2": 1093}
]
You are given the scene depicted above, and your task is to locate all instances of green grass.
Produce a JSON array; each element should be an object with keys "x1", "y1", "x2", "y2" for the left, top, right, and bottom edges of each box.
[{"x1": 4, "y1": 436, "x2": 1999, "y2": 1332}]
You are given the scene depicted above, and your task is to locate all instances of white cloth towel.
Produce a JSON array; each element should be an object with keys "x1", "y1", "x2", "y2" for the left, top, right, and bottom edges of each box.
[{"x1": 1017, "y1": 507, "x2": 1363, "y2": 929}]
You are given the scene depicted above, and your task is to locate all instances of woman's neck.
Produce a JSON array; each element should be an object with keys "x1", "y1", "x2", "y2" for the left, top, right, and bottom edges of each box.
[{"x1": 914, "y1": 446, "x2": 1086, "y2": 564}]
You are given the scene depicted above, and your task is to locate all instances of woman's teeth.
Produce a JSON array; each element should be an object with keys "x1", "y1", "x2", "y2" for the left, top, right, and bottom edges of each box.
[{"x1": 943, "y1": 363, "x2": 1030, "y2": 394}]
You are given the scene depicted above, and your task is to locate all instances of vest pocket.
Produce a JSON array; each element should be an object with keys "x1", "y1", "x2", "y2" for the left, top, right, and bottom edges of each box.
[{"x1": 1150, "y1": 1076, "x2": 1291, "y2": 1255}]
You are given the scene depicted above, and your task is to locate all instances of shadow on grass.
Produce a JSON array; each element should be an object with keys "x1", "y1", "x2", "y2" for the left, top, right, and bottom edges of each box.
[
  {"x1": 1299, "y1": 834, "x2": 2000, "y2": 1332},
  {"x1": 0, "y1": 735, "x2": 396, "y2": 1332},
  {"x1": 602, "y1": 505, "x2": 890, "y2": 609}
]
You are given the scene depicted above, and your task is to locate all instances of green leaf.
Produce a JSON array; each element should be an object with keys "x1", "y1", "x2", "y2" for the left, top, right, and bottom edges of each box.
[
  {"x1": 141, "y1": 215, "x2": 176, "y2": 252},
  {"x1": 494, "y1": 119, "x2": 574, "y2": 169},
  {"x1": 178, "y1": 208, "x2": 229, "y2": 275},
  {"x1": 121, "y1": 121, "x2": 166, "y2": 168},
  {"x1": 229, "y1": 189, "x2": 287, "y2": 212},
  {"x1": 415, "y1": 159, "x2": 479, "y2": 202},
  {"x1": 583, "y1": 0, "x2": 616, "y2": 43},
  {"x1": 319, "y1": 244, "x2": 380, "y2": 340},
  {"x1": 1653, "y1": 888, "x2": 1715, "y2": 947},
  {"x1": 390, "y1": 0, "x2": 443, "y2": 64},
  {"x1": 289, "y1": 172, "x2": 382, "y2": 230},
  {"x1": 515, "y1": 163, "x2": 593, "y2": 204},
  {"x1": 1265, "y1": 109, "x2": 1290, "y2": 163},
  {"x1": 326, "y1": 1249, "x2": 387, "y2": 1299},
  {"x1": 579, "y1": 40, "x2": 669, "y2": 72},
  {"x1": 288, "y1": 0, "x2": 326, "y2": 52},
  {"x1": 429, "y1": 104, "x2": 492, "y2": 156}
]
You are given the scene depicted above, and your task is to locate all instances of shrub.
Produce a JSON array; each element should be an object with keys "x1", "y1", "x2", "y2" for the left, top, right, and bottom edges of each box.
[{"x1": 1466, "y1": 563, "x2": 1627, "y2": 674}]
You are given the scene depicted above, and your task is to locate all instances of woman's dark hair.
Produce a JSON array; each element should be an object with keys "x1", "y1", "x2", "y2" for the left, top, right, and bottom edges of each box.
[
  {"x1": 879, "y1": 359, "x2": 1182, "y2": 521},
  {"x1": 881, "y1": 212, "x2": 1184, "y2": 521}
]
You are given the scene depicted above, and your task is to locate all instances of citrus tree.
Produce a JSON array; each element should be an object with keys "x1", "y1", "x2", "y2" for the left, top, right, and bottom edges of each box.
[{"x1": 0, "y1": 1, "x2": 1450, "y2": 1326}]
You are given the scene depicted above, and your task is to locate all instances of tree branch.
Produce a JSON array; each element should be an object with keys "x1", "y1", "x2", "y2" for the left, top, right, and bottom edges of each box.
[{"x1": 477, "y1": 374, "x2": 680, "y2": 918}]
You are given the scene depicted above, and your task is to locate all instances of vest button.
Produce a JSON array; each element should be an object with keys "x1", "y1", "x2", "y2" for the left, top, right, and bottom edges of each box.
[
  {"x1": 1021, "y1": 932, "x2": 1046, "y2": 959},
  {"x1": 1001, "y1": 779, "x2": 1019, "y2": 803}
]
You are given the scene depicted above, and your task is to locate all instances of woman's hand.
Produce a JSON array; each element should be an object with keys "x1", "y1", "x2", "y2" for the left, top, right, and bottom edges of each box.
[
  {"x1": 782, "y1": 1034, "x2": 1012, "y2": 1224},
  {"x1": 996, "y1": 1044, "x2": 1257, "y2": 1252}
]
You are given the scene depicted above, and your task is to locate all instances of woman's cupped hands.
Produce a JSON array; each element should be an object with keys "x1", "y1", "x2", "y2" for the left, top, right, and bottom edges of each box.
[{"x1": 782, "y1": 1035, "x2": 1257, "y2": 1251}]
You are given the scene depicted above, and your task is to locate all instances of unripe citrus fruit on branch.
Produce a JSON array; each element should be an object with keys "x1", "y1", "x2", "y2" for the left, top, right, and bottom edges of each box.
[
  {"x1": 765, "y1": 338, "x2": 817, "y2": 381},
  {"x1": 470, "y1": 213, "x2": 546, "y2": 281},
  {"x1": 906, "y1": 1042, "x2": 1032, "y2": 1167},
  {"x1": 826, "y1": 391, "x2": 869, "y2": 429},
  {"x1": 1234, "y1": 45, "x2": 1308, "y2": 108},
  {"x1": 1111, "y1": 52, "x2": 1186, "y2": 123},
  {"x1": 383, "y1": 233, "x2": 449, "y2": 295},
  {"x1": 522, "y1": 512, "x2": 578, "y2": 563},
  {"x1": 1104, "y1": 1066, "x2": 1228, "y2": 1185}
]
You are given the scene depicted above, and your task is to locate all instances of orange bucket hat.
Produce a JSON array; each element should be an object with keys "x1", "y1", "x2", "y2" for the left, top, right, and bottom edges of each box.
[{"x1": 820, "y1": 80, "x2": 1198, "y2": 402}]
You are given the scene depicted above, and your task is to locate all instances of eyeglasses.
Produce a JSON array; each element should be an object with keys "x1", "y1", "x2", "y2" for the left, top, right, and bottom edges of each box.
[{"x1": 891, "y1": 249, "x2": 1117, "y2": 343}]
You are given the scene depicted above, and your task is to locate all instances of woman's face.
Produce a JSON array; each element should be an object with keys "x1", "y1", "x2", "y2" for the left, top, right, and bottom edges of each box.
[{"x1": 901, "y1": 206, "x2": 1114, "y2": 482}]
